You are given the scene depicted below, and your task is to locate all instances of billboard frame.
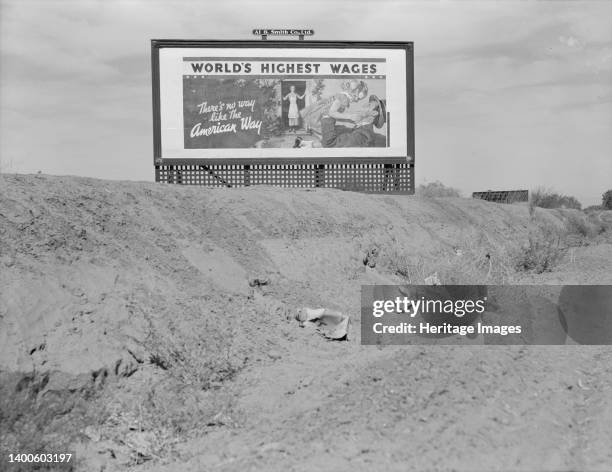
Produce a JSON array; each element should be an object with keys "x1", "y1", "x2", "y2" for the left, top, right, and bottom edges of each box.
[{"x1": 151, "y1": 39, "x2": 415, "y2": 193}]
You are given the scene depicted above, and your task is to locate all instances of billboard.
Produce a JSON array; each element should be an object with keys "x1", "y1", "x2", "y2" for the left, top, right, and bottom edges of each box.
[{"x1": 152, "y1": 40, "x2": 414, "y2": 164}]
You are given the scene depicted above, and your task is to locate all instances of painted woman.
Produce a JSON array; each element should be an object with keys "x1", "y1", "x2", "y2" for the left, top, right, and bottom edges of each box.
[{"x1": 283, "y1": 85, "x2": 306, "y2": 133}]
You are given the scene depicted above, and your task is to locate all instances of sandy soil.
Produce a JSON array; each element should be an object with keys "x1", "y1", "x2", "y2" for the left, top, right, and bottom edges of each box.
[{"x1": 1, "y1": 174, "x2": 611, "y2": 471}]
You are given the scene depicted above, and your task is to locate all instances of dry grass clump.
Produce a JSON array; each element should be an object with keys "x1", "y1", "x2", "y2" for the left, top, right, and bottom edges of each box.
[
  {"x1": 142, "y1": 294, "x2": 250, "y2": 391},
  {"x1": 378, "y1": 235, "x2": 516, "y2": 285},
  {"x1": 513, "y1": 204, "x2": 608, "y2": 273},
  {"x1": 512, "y1": 220, "x2": 567, "y2": 274},
  {"x1": 559, "y1": 209, "x2": 607, "y2": 241},
  {"x1": 84, "y1": 307, "x2": 249, "y2": 465},
  {"x1": 1, "y1": 293, "x2": 253, "y2": 468},
  {"x1": 374, "y1": 207, "x2": 594, "y2": 281},
  {"x1": 97, "y1": 375, "x2": 243, "y2": 464},
  {"x1": 564, "y1": 212, "x2": 593, "y2": 238},
  {"x1": 145, "y1": 316, "x2": 244, "y2": 391},
  {"x1": 504, "y1": 204, "x2": 606, "y2": 275},
  {"x1": 66, "y1": 302, "x2": 251, "y2": 464}
]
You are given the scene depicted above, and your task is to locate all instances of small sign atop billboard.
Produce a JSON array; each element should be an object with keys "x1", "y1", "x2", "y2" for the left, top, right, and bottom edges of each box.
[{"x1": 253, "y1": 29, "x2": 315, "y2": 37}]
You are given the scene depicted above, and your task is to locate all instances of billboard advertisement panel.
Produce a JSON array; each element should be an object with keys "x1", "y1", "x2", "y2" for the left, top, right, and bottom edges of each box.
[{"x1": 152, "y1": 41, "x2": 414, "y2": 164}]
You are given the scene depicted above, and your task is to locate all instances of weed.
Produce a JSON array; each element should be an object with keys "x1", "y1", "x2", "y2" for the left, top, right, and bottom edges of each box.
[
  {"x1": 144, "y1": 314, "x2": 245, "y2": 391},
  {"x1": 563, "y1": 211, "x2": 593, "y2": 239},
  {"x1": 513, "y1": 221, "x2": 566, "y2": 273},
  {"x1": 528, "y1": 197, "x2": 536, "y2": 221},
  {"x1": 379, "y1": 236, "x2": 517, "y2": 284},
  {"x1": 98, "y1": 374, "x2": 243, "y2": 462}
]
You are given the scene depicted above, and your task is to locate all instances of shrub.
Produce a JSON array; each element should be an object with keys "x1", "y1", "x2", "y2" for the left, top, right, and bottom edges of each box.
[
  {"x1": 528, "y1": 197, "x2": 537, "y2": 220},
  {"x1": 98, "y1": 374, "x2": 242, "y2": 461},
  {"x1": 145, "y1": 314, "x2": 245, "y2": 391},
  {"x1": 562, "y1": 212, "x2": 586, "y2": 237},
  {"x1": 378, "y1": 235, "x2": 516, "y2": 284},
  {"x1": 90, "y1": 306, "x2": 249, "y2": 464},
  {"x1": 602, "y1": 189, "x2": 612, "y2": 210},
  {"x1": 563, "y1": 212, "x2": 594, "y2": 239},
  {"x1": 531, "y1": 187, "x2": 582, "y2": 210},
  {"x1": 513, "y1": 222, "x2": 566, "y2": 273},
  {"x1": 417, "y1": 181, "x2": 461, "y2": 198},
  {"x1": 555, "y1": 209, "x2": 607, "y2": 243}
]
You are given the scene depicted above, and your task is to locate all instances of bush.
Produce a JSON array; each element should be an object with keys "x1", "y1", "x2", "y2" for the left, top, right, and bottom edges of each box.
[
  {"x1": 513, "y1": 222, "x2": 566, "y2": 273},
  {"x1": 88, "y1": 306, "x2": 249, "y2": 464},
  {"x1": 417, "y1": 181, "x2": 461, "y2": 198},
  {"x1": 563, "y1": 212, "x2": 595, "y2": 239},
  {"x1": 531, "y1": 187, "x2": 582, "y2": 210},
  {"x1": 563, "y1": 212, "x2": 588, "y2": 238},
  {"x1": 98, "y1": 374, "x2": 242, "y2": 461},
  {"x1": 377, "y1": 234, "x2": 516, "y2": 284},
  {"x1": 145, "y1": 313, "x2": 245, "y2": 391},
  {"x1": 602, "y1": 190, "x2": 612, "y2": 210}
]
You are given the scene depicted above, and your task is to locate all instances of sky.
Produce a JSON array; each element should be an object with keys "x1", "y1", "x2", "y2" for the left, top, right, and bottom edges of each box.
[{"x1": 0, "y1": 0, "x2": 610, "y2": 206}]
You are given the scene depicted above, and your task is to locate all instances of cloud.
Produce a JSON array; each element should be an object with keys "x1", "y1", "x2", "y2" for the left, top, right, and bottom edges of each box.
[
  {"x1": 0, "y1": 0, "x2": 611, "y2": 205},
  {"x1": 559, "y1": 35, "x2": 582, "y2": 48}
]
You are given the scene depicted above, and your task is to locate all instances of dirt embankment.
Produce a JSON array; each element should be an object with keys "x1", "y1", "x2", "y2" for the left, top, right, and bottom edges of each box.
[{"x1": 1, "y1": 174, "x2": 611, "y2": 471}]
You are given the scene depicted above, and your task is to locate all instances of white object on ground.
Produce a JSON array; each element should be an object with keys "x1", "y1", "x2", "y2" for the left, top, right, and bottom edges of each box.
[
  {"x1": 424, "y1": 272, "x2": 441, "y2": 286},
  {"x1": 296, "y1": 308, "x2": 350, "y2": 340}
]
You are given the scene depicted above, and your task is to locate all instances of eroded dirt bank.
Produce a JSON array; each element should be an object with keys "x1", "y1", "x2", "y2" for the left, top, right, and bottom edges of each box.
[{"x1": 1, "y1": 174, "x2": 611, "y2": 471}]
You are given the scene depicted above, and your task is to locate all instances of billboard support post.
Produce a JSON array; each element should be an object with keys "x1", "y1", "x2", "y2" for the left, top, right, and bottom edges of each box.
[{"x1": 152, "y1": 38, "x2": 415, "y2": 194}]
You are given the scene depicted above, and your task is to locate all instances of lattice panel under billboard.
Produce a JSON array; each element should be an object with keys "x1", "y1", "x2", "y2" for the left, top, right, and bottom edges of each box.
[{"x1": 155, "y1": 163, "x2": 414, "y2": 193}]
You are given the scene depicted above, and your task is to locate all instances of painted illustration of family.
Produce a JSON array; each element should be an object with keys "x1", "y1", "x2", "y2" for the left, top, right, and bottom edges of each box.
[
  {"x1": 300, "y1": 79, "x2": 387, "y2": 148},
  {"x1": 274, "y1": 79, "x2": 386, "y2": 149}
]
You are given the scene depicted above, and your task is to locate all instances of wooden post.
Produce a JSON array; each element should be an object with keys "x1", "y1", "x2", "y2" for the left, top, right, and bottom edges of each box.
[
  {"x1": 244, "y1": 164, "x2": 251, "y2": 187},
  {"x1": 315, "y1": 164, "x2": 325, "y2": 187}
]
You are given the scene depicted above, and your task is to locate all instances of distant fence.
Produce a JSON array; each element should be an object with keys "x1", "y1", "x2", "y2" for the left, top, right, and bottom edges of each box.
[{"x1": 472, "y1": 190, "x2": 529, "y2": 204}]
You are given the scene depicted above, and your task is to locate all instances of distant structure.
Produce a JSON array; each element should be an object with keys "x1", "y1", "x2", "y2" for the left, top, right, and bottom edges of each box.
[{"x1": 472, "y1": 190, "x2": 528, "y2": 204}]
